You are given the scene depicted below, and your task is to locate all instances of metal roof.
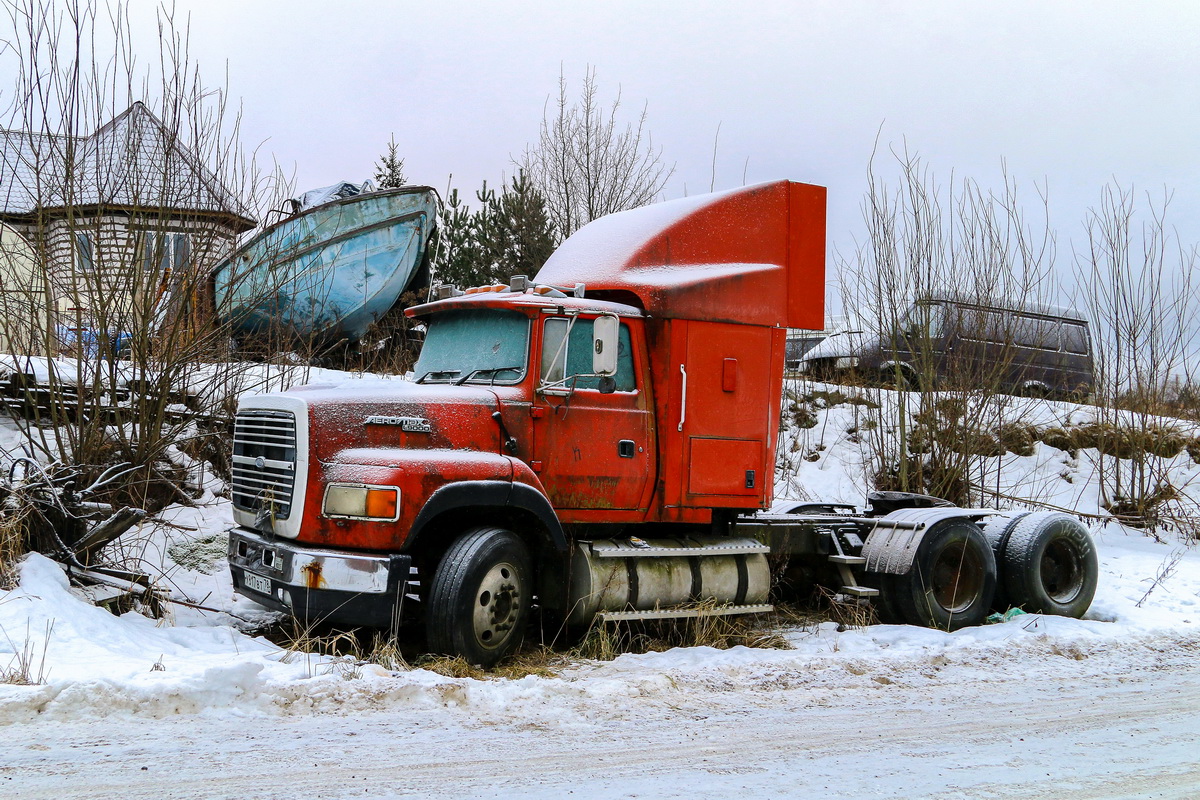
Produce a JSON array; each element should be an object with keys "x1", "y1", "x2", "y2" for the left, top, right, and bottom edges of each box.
[{"x1": 0, "y1": 102, "x2": 255, "y2": 229}]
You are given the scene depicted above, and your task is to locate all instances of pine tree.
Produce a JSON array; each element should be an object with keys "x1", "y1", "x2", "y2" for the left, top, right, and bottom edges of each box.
[
  {"x1": 435, "y1": 186, "x2": 486, "y2": 287},
  {"x1": 498, "y1": 170, "x2": 556, "y2": 277},
  {"x1": 374, "y1": 135, "x2": 407, "y2": 188},
  {"x1": 435, "y1": 173, "x2": 556, "y2": 289}
]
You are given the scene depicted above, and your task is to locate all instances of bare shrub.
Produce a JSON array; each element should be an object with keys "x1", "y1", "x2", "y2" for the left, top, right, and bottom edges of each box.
[
  {"x1": 1076, "y1": 184, "x2": 1200, "y2": 526},
  {"x1": 838, "y1": 149, "x2": 1056, "y2": 505},
  {"x1": 0, "y1": 1, "x2": 295, "y2": 568}
]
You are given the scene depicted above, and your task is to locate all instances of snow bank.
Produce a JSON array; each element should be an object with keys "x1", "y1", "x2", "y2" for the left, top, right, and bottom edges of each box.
[
  {"x1": 1, "y1": 385, "x2": 1198, "y2": 725},
  {"x1": 1, "y1": 523, "x2": 1196, "y2": 726}
]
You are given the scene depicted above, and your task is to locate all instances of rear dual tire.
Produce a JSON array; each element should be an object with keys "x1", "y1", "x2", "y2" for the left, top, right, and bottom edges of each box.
[
  {"x1": 887, "y1": 520, "x2": 997, "y2": 631},
  {"x1": 996, "y1": 512, "x2": 1097, "y2": 617}
]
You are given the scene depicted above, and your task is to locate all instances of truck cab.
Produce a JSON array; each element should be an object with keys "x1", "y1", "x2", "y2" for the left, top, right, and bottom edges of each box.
[
  {"x1": 411, "y1": 290, "x2": 656, "y2": 517},
  {"x1": 227, "y1": 180, "x2": 1098, "y2": 666}
]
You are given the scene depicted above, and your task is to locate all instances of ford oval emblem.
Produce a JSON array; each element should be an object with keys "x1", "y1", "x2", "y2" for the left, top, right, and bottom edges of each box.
[{"x1": 255, "y1": 456, "x2": 265, "y2": 469}]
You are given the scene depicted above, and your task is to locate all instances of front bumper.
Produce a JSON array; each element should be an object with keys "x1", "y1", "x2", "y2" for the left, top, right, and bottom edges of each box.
[{"x1": 227, "y1": 527, "x2": 412, "y2": 628}]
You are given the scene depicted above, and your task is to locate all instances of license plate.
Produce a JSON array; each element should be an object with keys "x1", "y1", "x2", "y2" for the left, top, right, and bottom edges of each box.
[{"x1": 243, "y1": 570, "x2": 272, "y2": 595}]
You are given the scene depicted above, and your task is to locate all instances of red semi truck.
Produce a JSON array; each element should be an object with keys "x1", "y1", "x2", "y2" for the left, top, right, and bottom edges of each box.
[{"x1": 227, "y1": 181, "x2": 1098, "y2": 665}]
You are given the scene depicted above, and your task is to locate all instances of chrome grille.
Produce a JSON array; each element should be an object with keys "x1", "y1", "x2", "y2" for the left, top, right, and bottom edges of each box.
[{"x1": 231, "y1": 409, "x2": 298, "y2": 519}]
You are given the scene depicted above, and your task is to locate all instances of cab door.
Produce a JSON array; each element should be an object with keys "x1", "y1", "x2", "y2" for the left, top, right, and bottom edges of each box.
[{"x1": 530, "y1": 314, "x2": 654, "y2": 512}]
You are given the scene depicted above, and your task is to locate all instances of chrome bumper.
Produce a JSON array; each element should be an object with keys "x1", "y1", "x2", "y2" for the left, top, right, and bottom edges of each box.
[{"x1": 228, "y1": 527, "x2": 393, "y2": 595}]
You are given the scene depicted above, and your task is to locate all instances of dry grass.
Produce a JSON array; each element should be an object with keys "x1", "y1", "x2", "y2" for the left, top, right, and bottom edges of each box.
[
  {"x1": 265, "y1": 601, "x2": 807, "y2": 681},
  {"x1": 814, "y1": 587, "x2": 880, "y2": 631},
  {"x1": 0, "y1": 496, "x2": 32, "y2": 589},
  {"x1": 569, "y1": 604, "x2": 793, "y2": 662},
  {"x1": 0, "y1": 620, "x2": 53, "y2": 685},
  {"x1": 415, "y1": 647, "x2": 565, "y2": 680}
]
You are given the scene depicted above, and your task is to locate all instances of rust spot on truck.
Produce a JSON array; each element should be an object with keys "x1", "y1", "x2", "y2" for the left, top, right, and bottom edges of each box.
[{"x1": 301, "y1": 560, "x2": 325, "y2": 589}]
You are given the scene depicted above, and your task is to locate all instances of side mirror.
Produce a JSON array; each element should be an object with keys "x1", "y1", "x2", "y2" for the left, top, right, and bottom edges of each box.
[{"x1": 593, "y1": 314, "x2": 619, "y2": 378}]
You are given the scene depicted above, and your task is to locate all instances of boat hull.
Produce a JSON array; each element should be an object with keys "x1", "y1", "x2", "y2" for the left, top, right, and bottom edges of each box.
[{"x1": 214, "y1": 187, "x2": 436, "y2": 342}]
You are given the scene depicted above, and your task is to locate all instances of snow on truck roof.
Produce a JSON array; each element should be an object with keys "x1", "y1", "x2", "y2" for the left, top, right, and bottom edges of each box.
[
  {"x1": 534, "y1": 180, "x2": 827, "y2": 330},
  {"x1": 408, "y1": 289, "x2": 642, "y2": 318}
]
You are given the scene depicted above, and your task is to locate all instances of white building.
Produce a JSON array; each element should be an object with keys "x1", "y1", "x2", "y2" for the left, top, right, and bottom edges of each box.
[{"x1": 0, "y1": 102, "x2": 256, "y2": 351}]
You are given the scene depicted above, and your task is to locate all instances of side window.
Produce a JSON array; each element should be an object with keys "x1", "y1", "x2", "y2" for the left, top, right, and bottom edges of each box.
[
  {"x1": 139, "y1": 231, "x2": 158, "y2": 272},
  {"x1": 172, "y1": 233, "x2": 191, "y2": 273},
  {"x1": 139, "y1": 232, "x2": 191, "y2": 273},
  {"x1": 541, "y1": 318, "x2": 570, "y2": 385},
  {"x1": 75, "y1": 232, "x2": 93, "y2": 272},
  {"x1": 1013, "y1": 317, "x2": 1061, "y2": 350},
  {"x1": 904, "y1": 302, "x2": 944, "y2": 340},
  {"x1": 1062, "y1": 323, "x2": 1089, "y2": 355},
  {"x1": 980, "y1": 311, "x2": 1009, "y2": 344},
  {"x1": 541, "y1": 317, "x2": 636, "y2": 391},
  {"x1": 952, "y1": 306, "x2": 997, "y2": 342}
]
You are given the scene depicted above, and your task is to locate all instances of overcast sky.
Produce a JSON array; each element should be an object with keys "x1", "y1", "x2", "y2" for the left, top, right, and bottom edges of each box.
[{"x1": 130, "y1": 1, "x2": 1200, "y2": 295}]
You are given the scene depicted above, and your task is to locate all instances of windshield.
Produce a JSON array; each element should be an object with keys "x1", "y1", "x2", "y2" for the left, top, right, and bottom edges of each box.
[{"x1": 414, "y1": 309, "x2": 529, "y2": 384}]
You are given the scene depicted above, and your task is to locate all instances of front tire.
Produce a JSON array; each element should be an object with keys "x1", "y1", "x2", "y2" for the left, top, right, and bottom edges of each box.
[{"x1": 426, "y1": 527, "x2": 532, "y2": 667}]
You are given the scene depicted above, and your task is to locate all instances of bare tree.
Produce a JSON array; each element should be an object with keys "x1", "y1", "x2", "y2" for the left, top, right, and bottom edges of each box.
[
  {"x1": 831, "y1": 148, "x2": 1056, "y2": 505},
  {"x1": 1077, "y1": 183, "x2": 1200, "y2": 524},
  {"x1": 521, "y1": 66, "x2": 674, "y2": 239},
  {"x1": 0, "y1": 0, "x2": 290, "y2": 555}
]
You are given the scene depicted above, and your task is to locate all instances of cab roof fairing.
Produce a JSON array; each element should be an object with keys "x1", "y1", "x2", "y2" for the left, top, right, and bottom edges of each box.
[
  {"x1": 534, "y1": 180, "x2": 827, "y2": 330},
  {"x1": 405, "y1": 291, "x2": 644, "y2": 319}
]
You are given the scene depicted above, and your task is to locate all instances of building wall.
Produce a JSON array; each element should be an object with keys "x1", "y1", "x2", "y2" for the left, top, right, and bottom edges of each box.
[
  {"x1": 7, "y1": 211, "x2": 239, "y2": 341},
  {"x1": 0, "y1": 223, "x2": 48, "y2": 355}
]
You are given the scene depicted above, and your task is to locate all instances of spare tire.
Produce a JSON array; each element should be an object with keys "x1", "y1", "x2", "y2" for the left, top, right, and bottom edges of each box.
[
  {"x1": 1000, "y1": 512, "x2": 1097, "y2": 618},
  {"x1": 980, "y1": 511, "x2": 1031, "y2": 612},
  {"x1": 889, "y1": 519, "x2": 996, "y2": 631}
]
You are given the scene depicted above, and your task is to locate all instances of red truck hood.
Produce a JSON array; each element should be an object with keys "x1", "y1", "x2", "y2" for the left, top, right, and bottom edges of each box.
[{"x1": 282, "y1": 378, "x2": 506, "y2": 459}]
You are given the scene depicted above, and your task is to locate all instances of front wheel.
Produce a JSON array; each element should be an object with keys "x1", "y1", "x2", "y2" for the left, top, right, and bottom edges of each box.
[{"x1": 425, "y1": 527, "x2": 532, "y2": 667}]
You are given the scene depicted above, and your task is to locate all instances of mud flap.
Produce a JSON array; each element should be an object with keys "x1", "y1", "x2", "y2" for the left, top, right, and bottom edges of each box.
[{"x1": 861, "y1": 507, "x2": 992, "y2": 575}]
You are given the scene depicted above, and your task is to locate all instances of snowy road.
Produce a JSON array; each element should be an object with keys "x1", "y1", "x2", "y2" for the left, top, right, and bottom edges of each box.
[{"x1": 6, "y1": 630, "x2": 1200, "y2": 799}]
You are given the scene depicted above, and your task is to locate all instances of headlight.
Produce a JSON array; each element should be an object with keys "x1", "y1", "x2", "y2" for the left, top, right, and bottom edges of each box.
[
  {"x1": 323, "y1": 483, "x2": 399, "y2": 520},
  {"x1": 834, "y1": 356, "x2": 860, "y2": 369}
]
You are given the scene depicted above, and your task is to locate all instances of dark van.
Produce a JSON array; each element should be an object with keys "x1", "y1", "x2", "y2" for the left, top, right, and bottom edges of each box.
[{"x1": 799, "y1": 296, "x2": 1094, "y2": 398}]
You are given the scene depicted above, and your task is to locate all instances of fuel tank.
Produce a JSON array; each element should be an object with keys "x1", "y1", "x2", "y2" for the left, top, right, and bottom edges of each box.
[{"x1": 566, "y1": 536, "x2": 771, "y2": 626}]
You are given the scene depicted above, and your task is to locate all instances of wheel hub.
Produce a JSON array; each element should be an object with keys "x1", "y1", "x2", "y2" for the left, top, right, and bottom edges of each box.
[
  {"x1": 473, "y1": 561, "x2": 521, "y2": 649},
  {"x1": 930, "y1": 541, "x2": 984, "y2": 614},
  {"x1": 1041, "y1": 539, "x2": 1084, "y2": 603}
]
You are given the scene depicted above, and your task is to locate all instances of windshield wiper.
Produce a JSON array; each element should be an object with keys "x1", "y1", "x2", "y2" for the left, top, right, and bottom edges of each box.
[
  {"x1": 416, "y1": 369, "x2": 460, "y2": 384},
  {"x1": 453, "y1": 366, "x2": 522, "y2": 385}
]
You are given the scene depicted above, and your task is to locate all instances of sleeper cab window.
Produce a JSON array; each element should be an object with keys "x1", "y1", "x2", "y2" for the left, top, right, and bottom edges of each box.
[{"x1": 542, "y1": 316, "x2": 636, "y2": 391}]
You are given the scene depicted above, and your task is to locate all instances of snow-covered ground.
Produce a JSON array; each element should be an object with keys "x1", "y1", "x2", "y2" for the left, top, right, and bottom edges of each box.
[{"x1": 2, "y1": 386, "x2": 1199, "y2": 797}]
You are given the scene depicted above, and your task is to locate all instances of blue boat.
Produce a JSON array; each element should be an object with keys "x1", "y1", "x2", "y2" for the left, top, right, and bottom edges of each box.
[{"x1": 213, "y1": 186, "x2": 438, "y2": 342}]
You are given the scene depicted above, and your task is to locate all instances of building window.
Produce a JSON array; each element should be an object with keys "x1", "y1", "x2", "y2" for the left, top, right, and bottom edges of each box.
[
  {"x1": 139, "y1": 232, "x2": 191, "y2": 274},
  {"x1": 75, "y1": 232, "x2": 93, "y2": 272}
]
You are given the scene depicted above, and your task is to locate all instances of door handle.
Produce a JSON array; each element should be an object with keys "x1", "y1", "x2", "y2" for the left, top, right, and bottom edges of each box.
[{"x1": 678, "y1": 363, "x2": 687, "y2": 432}]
